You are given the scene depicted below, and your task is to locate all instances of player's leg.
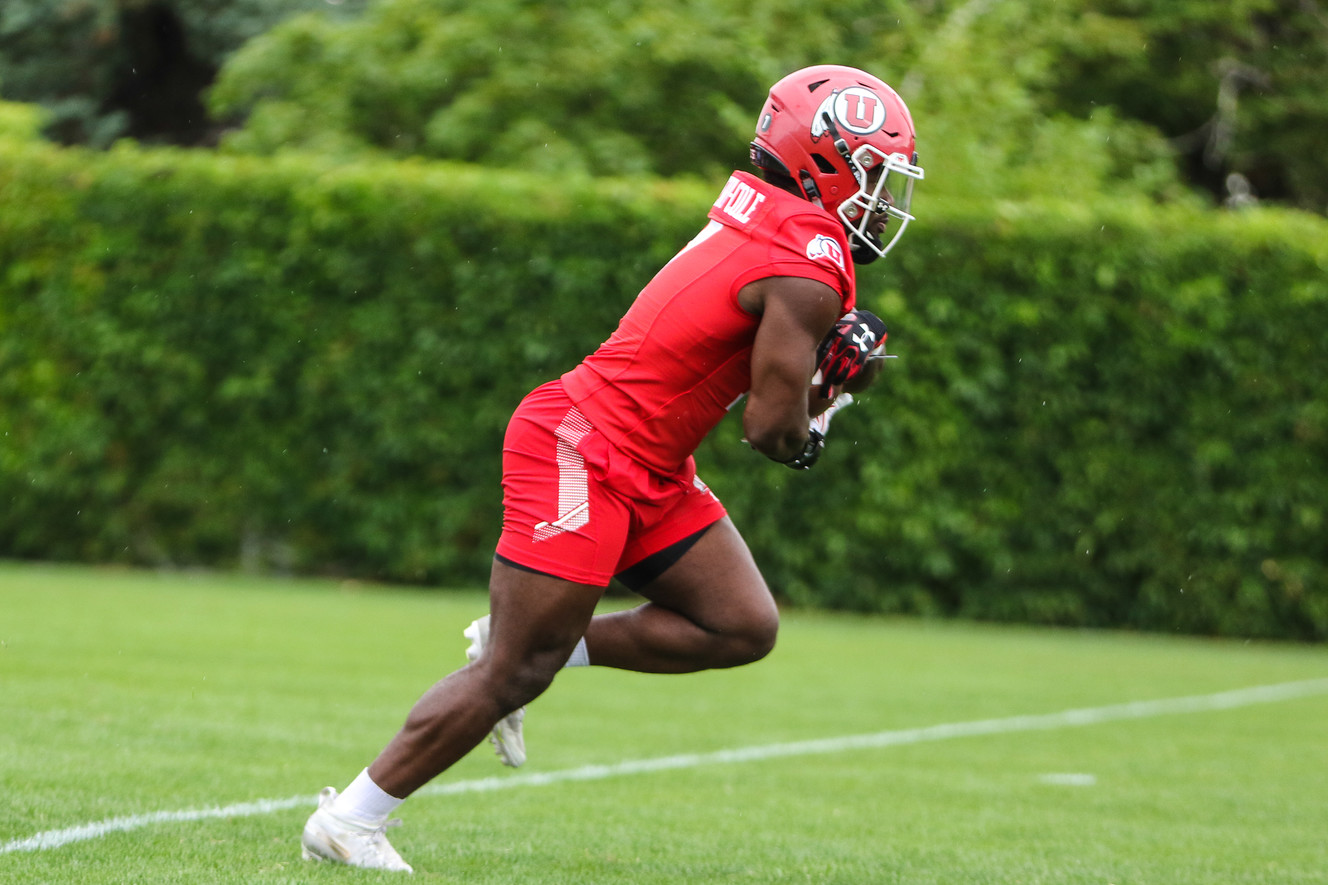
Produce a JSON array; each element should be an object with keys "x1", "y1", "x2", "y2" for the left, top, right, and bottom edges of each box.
[
  {"x1": 301, "y1": 560, "x2": 601, "y2": 871},
  {"x1": 585, "y1": 515, "x2": 779, "y2": 674},
  {"x1": 367, "y1": 559, "x2": 602, "y2": 797}
]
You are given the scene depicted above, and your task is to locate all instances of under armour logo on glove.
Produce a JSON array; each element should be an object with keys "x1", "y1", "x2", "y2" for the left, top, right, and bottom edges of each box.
[{"x1": 814, "y1": 309, "x2": 888, "y2": 398}]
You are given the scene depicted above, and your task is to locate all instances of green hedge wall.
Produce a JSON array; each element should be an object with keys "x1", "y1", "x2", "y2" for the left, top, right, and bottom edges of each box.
[
  {"x1": 730, "y1": 199, "x2": 1328, "y2": 641},
  {"x1": 3, "y1": 136, "x2": 1325, "y2": 640}
]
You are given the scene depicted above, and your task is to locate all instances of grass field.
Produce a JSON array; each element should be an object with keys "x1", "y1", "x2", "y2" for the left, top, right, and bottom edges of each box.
[{"x1": 2, "y1": 561, "x2": 1326, "y2": 884}]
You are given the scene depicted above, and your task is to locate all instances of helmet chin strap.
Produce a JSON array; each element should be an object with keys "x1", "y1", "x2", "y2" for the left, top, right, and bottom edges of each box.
[
  {"x1": 797, "y1": 171, "x2": 825, "y2": 208},
  {"x1": 850, "y1": 228, "x2": 884, "y2": 265}
]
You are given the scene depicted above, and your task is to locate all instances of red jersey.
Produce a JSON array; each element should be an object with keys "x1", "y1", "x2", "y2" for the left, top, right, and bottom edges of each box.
[{"x1": 560, "y1": 171, "x2": 856, "y2": 474}]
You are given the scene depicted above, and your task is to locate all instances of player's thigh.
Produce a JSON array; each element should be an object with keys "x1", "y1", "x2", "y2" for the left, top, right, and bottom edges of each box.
[
  {"x1": 635, "y1": 516, "x2": 779, "y2": 637},
  {"x1": 485, "y1": 557, "x2": 604, "y2": 676}
]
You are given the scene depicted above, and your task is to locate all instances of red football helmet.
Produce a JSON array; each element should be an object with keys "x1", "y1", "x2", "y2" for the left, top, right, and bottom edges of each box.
[{"x1": 750, "y1": 65, "x2": 924, "y2": 261}]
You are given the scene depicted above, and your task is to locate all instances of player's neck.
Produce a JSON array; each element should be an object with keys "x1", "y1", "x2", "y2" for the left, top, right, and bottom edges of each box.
[{"x1": 755, "y1": 169, "x2": 802, "y2": 199}]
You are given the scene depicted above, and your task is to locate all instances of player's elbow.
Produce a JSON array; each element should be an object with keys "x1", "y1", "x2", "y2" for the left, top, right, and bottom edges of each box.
[{"x1": 744, "y1": 417, "x2": 808, "y2": 463}]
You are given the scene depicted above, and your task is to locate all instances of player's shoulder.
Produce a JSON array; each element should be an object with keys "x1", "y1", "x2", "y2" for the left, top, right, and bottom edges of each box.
[
  {"x1": 707, "y1": 170, "x2": 853, "y2": 283},
  {"x1": 768, "y1": 200, "x2": 852, "y2": 280},
  {"x1": 710, "y1": 170, "x2": 833, "y2": 229}
]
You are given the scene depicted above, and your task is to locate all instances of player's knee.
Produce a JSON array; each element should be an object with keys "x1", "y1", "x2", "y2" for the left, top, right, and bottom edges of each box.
[
  {"x1": 746, "y1": 609, "x2": 781, "y2": 662},
  {"x1": 487, "y1": 652, "x2": 562, "y2": 711},
  {"x1": 718, "y1": 607, "x2": 779, "y2": 667}
]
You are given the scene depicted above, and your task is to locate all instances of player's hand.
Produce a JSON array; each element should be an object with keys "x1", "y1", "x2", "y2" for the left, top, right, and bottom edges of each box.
[
  {"x1": 814, "y1": 310, "x2": 888, "y2": 398},
  {"x1": 783, "y1": 393, "x2": 853, "y2": 470},
  {"x1": 810, "y1": 392, "x2": 853, "y2": 437},
  {"x1": 781, "y1": 428, "x2": 825, "y2": 470}
]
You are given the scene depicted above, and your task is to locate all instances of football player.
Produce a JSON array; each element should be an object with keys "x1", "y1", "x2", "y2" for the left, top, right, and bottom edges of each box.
[{"x1": 301, "y1": 64, "x2": 923, "y2": 872}]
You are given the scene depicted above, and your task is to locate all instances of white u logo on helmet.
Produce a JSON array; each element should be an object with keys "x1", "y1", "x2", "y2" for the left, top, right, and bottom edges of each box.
[{"x1": 811, "y1": 87, "x2": 886, "y2": 139}]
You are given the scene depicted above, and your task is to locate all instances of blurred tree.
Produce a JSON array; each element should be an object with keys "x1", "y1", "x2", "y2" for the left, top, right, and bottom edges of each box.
[
  {"x1": 0, "y1": 97, "x2": 45, "y2": 139},
  {"x1": 201, "y1": 0, "x2": 1328, "y2": 211},
  {"x1": 208, "y1": 0, "x2": 929, "y2": 180},
  {"x1": 205, "y1": 0, "x2": 1185, "y2": 206},
  {"x1": 895, "y1": 0, "x2": 1189, "y2": 207},
  {"x1": 1043, "y1": 0, "x2": 1328, "y2": 212},
  {"x1": 5, "y1": 0, "x2": 1325, "y2": 211},
  {"x1": 0, "y1": 0, "x2": 366, "y2": 147}
]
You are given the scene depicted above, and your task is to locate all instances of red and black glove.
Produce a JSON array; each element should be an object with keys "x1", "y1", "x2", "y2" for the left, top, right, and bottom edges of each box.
[
  {"x1": 780, "y1": 393, "x2": 856, "y2": 470},
  {"x1": 814, "y1": 310, "x2": 888, "y2": 398}
]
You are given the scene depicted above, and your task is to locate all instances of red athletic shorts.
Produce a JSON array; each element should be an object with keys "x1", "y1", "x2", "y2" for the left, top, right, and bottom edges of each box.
[{"x1": 495, "y1": 380, "x2": 728, "y2": 587}]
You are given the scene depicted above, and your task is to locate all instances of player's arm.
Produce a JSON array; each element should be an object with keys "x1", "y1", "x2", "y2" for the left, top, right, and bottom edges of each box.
[{"x1": 737, "y1": 275, "x2": 842, "y2": 464}]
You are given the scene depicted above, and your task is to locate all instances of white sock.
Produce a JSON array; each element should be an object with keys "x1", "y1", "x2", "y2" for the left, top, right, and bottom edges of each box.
[
  {"x1": 564, "y1": 636, "x2": 590, "y2": 668},
  {"x1": 335, "y1": 768, "x2": 403, "y2": 824}
]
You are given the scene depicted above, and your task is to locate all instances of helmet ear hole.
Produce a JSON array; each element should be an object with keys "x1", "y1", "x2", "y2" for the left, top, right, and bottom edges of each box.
[{"x1": 812, "y1": 153, "x2": 838, "y2": 175}]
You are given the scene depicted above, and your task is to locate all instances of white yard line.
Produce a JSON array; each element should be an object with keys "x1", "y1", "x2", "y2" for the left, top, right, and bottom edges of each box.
[{"x1": 5, "y1": 677, "x2": 1327, "y2": 854}]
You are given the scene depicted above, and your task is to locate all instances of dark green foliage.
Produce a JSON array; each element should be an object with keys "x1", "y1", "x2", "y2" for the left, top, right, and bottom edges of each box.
[
  {"x1": 207, "y1": 0, "x2": 792, "y2": 178},
  {"x1": 2, "y1": 134, "x2": 1324, "y2": 639},
  {"x1": 0, "y1": 0, "x2": 366, "y2": 147},
  {"x1": 1041, "y1": 0, "x2": 1328, "y2": 212},
  {"x1": 6, "y1": 1, "x2": 1327, "y2": 211},
  {"x1": 0, "y1": 134, "x2": 692, "y2": 582},
  {"x1": 728, "y1": 199, "x2": 1328, "y2": 640},
  {"x1": 204, "y1": 0, "x2": 1328, "y2": 212}
]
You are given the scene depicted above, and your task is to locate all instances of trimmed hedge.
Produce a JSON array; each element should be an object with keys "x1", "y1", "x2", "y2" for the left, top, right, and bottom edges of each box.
[
  {"x1": 3, "y1": 136, "x2": 1325, "y2": 639},
  {"x1": 730, "y1": 198, "x2": 1328, "y2": 640}
]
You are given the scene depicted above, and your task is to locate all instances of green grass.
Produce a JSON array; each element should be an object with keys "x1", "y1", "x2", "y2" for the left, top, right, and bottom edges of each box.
[{"x1": 2, "y1": 561, "x2": 1326, "y2": 884}]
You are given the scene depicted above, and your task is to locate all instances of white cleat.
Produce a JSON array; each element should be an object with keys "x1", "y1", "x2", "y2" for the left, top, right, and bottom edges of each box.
[
  {"x1": 301, "y1": 787, "x2": 413, "y2": 873},
  {"x1": 464, "y1": 615, "x2": 527, "y2": 767}
]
